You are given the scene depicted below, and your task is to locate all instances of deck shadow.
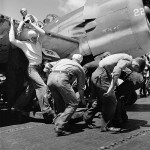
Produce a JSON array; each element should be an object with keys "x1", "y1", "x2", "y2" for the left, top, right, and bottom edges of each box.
[
  {"x1": 69, "y1": 123, "x2": 87, "y2": 134},
  {"x1": 119, "y1": 119, "x2": 148, "y2": 133},
  {"x1": 126, "y1": 104, "x2": 150, "y2": 112},
  {"x1": 0, "y1": 109, "x2": 45, "y2": 127},
  {"x1": 0, "y1": 109, "x2": 29, "y2": 127}
]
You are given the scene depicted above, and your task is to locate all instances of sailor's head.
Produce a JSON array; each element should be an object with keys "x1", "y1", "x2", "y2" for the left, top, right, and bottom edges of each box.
[
  {"x1": 20, "y1": 8, "x2": 28, "y2": 17},
  {"x1": 43, "y1": 18, "x2": 50, "y2": 24},
  {"x1": 27, "y1": 30, "x2": 38, "y2": 43},
  {"x1": 72, "y1": 54, "x2": 83, "y2": 64},
  {"x1": 131, "y1": 57, "x2": 146, "y2": 73}
]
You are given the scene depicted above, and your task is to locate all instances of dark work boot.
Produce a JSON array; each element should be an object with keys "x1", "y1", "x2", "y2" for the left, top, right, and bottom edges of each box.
[
  {"x1": 54, "y1": 127, "x2": 71, "y2": 136},
  {"x1": 42, "y1": 109, "x2": 56, "y2": 123},
  {"x1": 83, "y1": 114, "x2": 96, "y2": 129}
]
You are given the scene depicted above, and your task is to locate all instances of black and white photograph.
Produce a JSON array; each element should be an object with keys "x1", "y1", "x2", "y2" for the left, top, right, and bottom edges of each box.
[{"x1": 1, "y1": 0, "x2": 150, "y2": 149}]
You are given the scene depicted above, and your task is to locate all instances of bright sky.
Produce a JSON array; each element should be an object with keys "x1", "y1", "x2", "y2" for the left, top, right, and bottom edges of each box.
[{"x1": 0, "y1": 0, "x2": 86, "y2": 21}]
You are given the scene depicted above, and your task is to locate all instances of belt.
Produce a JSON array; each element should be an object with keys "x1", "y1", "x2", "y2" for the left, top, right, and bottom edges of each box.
[
  {"x1": 29, "y1": 64, "x2": 41, "y2": 67},
  {"x1": 52, "y1": 70, "x2": 73, "y2": 80},
  {"x1": 52, "y1": 70, "x2": 69, "y2": 74}
]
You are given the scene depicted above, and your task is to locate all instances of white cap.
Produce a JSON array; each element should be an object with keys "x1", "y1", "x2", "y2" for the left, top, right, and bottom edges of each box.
[
  {"x1": 28, "y1": 30, "x2": 38, "y2": 39},
  {"x1": 72, "y1": 54, "x2": 83, "y2": 63},
  {"x1": 20, "y1": 8, "x2": 27, "y2": 13}
]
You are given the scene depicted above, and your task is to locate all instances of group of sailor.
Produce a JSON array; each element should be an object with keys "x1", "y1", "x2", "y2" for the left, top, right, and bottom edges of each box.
[{"x1": 6, "y1": 8, "x2": 147, "y2": 136}]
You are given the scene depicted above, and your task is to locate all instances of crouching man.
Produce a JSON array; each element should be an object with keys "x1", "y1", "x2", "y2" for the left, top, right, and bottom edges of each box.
[
  {"x1": 47, "y1": 54, "x2": 85, "y2": 136},
  {"x1": 83, "y1": 53, "x2": 146, "y2": 132},
  {"x1": 112, "y1": 70, "x2": 144, "y2": 127}
]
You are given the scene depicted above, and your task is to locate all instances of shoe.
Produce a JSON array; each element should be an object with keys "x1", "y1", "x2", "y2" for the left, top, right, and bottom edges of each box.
[
  {"x1": 83, "y1": 118, "x2": 96, "y2": 129},
  {"x1": 42, "y1": 109, "x2": 56, "y2": 123},
  {"x1": 83, "y1": 114, "x2": 95, "y2": 129},
  {"x1": 101, "y1": 126, "x2": 121, "y2": 132},
  {"x1": 107, "y1": 127, "x2": 121, "y2": 132},
  {"x1": 54, "y1": 127, "x2": 71, "y2": 136},
  {"x1": 87, "y1": 123, "x2": 96, "y2": 129},
  {"x1": 101, "y1": 127, "x2": 109, "y2": 132}
]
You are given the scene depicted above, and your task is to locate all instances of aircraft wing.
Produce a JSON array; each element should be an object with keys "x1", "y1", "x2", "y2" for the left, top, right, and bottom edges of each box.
[{"x1": 41, "y1": 31, "x2": 79, "y2": 59}]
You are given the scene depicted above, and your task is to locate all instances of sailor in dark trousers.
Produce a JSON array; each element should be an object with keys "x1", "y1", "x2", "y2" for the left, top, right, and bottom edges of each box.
[
  {"x1": 83, "y1": 53, "x2": 145, "y2": 132},
  {"x1": 113, "y1": 70, "x2": 144, "y2": 127}
]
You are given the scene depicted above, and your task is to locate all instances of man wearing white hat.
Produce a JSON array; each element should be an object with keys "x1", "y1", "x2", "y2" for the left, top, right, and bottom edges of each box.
[{"x1": 47, "y1": 54, "x2": 85, "y2": 136}]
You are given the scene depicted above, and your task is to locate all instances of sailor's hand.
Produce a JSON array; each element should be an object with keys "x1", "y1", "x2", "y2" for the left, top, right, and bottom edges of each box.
[
  {"x1": 103, "y1": 89, "x2": 114, "y2": 97},
  {"x1": 16, "y1": 27, "x2": 21, "y2": 36},
  {"x1": 9, "y1": 18, "x2": 13, "y2": 24},
  {"x1": 17, "y1": 31, "x2": 21, "y2": 36},
  {"x1": 72, "y1": 80, "x2": 77, "y2": 87},
  {"x1": 24, "y1": 18, "x2": 30, "y2": 24}
]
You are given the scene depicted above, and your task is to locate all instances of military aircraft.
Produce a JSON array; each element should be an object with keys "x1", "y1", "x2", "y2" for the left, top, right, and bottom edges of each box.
[
  {"x1": 0, "y1": 0, "x2": 150, "y2": 115},
  {"x1": 42, "y1": 0, "x2": 150, "y2": 60}
]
